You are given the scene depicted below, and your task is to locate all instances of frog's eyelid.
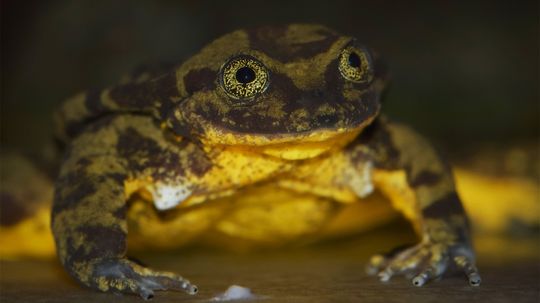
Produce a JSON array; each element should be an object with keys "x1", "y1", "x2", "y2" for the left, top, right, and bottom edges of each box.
[
  {"x1": 342, "y1": 39, "x2": 373, "y2": 58},
  {"x1": 219, "y1": 54, "x2": 266, "y2": 74},
  {"x1": 221, "y1": 53, "x2": 262, "y2": 64}
]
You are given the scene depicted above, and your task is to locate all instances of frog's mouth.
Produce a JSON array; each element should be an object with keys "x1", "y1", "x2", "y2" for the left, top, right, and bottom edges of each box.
[
  {"x1": 253, "y1": 128, "x2": 362, "y2": 160},
  {"x1": 198, "y1": 117, "x2": 373, "y2": 160}
]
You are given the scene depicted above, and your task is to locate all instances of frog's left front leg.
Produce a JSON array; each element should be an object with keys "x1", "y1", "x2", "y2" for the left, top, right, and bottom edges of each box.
[
  {"x1": 52, "y1": 116, "x2": 198, "y2": 299},
  {"x1": 354, "y1": 119, "x2": 481, "y2": 286}
]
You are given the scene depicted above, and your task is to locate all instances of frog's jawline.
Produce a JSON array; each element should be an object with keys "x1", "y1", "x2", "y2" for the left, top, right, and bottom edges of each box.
[{"x1": 196, "y1": 114, "x2": 377, "y2": 148}]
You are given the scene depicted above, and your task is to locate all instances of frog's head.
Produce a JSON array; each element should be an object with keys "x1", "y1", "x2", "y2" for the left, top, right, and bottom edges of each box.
[{"x1": 168, "y1": 24, "x2": 387, "y2": 160}]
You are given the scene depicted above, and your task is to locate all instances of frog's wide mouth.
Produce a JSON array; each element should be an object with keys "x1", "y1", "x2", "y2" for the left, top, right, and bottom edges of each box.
[
  {"x1": 253, "y1": 130, "x2": 361, "y2": 160},
  {"x1": 197, "y1": 116, "x2": 374, "y2": 160}
]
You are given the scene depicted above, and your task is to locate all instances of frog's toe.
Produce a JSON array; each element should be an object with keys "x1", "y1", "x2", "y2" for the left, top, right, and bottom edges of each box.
[
  {"x1": 92, "y1": 258, "x2": 198, "y2": 299},
  {"x1": 368, "y1": 243, "x2": 448, "y2": 284},
  {"x1": 411, "y1": 261, "x2": 447, "y2": 287},
  {"x1": 454, "y1": 255, "x2": 482, "y2": 286},
  {"x1": 365, "y1": 244, "x2": 415, "y2": 276},
  {"x1": 368, "y1": 242, "x2": 481, "y2": 286},
  {"x1": 366, "y1": 244, "x2": 423, "y2": 280},
  {"x1": 366, "y1": 254, "x2": 387, "y2": 276}
]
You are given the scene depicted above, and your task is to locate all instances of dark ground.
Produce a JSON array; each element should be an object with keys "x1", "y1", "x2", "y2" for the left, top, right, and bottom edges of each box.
[{"x1": 1, "y1": 224, "x2": 539, "y2": 303}]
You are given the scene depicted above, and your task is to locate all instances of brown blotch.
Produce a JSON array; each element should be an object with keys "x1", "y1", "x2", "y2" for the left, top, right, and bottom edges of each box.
[
  {"x1": 353, "y1": 119, "x2": 400, "y2": 168},
  {"x1": 422, "y1": 192, "x2": 466, "y2": 219},
  {"x1": 187, "y1": 147, "x2": 213, "y2": 177},
  {"x1": 183, "y1": 68, "x2": 216, "y2": 95},
  {"x1": 105, "y1": 173, "x2": 126, "y2": 186},
  {"x1": 409, "y1": 170, "x2": 442, "y2": 188},
  {"x1": 76, "y1": 158, "x2": 92, "y2": 168},
  {"x1": 85, "y1": 88, "x2": 105, "y2": 113},
  {"x1": 109, "y1": 71, "x2": 179, "y2": 110},
  {"x1": 247, "y1": 25, "x2": 339, "y2": 62},
  {"x1": 323, "y1": 58, "x2": 344, "y2": 93},
  {"x1": 116, "y1": 127, "x2": 184, "y2": 179},
  {"x1": 112, "y1": 205, "x2": 127, "y2": 220},
  {"x1": 70, "y1": 225, "x2": 126, "y2": 262},
  {"x1": 52, "y1": 176, "x2": 97, "y2": 214}
]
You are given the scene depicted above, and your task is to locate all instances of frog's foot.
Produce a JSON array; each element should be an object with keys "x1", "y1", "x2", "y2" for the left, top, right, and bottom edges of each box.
[
  {"x1": 366, "y1": 242, "x2": 481, "y2": 287},
  {"x1": 89, "y1": 258, "x2": 198, "y2": 300}
]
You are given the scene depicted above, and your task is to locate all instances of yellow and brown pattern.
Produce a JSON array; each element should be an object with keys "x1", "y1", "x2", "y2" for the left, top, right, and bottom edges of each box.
[{"x1": 48, "y1": 24, "x2": 479, "y2": 299}]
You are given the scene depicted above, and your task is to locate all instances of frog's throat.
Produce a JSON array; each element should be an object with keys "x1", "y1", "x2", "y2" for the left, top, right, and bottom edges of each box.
[{"x1": 197, "y1": 117, "x2": 374, "y2": 160}]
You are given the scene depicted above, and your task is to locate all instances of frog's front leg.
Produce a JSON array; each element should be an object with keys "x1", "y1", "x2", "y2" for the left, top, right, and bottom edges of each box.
[
  {"x1": 353, "y1": 118, "x2": 481, "y2": 286},
  {"x1": 51, "y1": 116, "x2": 198, "y2": 299}
]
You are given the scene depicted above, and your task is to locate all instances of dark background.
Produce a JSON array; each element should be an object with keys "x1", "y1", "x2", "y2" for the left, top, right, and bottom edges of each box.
[{"x1": 1, "y1": 0, "x2": 538, "y2": 158}]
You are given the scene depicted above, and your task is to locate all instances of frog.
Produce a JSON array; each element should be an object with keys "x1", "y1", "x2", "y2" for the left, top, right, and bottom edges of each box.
[{"x1": 51, "y1": 24, "x2": 481, "y2": 299}]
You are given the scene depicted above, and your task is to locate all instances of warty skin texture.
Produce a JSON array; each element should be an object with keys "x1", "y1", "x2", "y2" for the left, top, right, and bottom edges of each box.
[{"x1": 51, "y1": 24, "x2": 480, "y2": 299}]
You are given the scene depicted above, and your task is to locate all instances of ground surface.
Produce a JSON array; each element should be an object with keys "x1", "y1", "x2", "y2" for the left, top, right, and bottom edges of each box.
[{"x1": 1, "y1": 224, "x2": 539, "y2": 303}]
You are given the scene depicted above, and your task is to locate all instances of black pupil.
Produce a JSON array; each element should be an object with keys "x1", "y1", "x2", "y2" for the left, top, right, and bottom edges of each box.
[
  {"x1": 235, "y1": 67, "x2": 256, "y2": 83},
  {"x1": 348, "y1": 52, "x2": 361, "y2": 68}
]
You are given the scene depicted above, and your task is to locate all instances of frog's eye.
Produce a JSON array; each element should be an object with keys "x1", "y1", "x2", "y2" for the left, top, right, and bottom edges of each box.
[
  {"x1": 220, "y1": 55, "x2": 269, "y2": 100},
  {"x1": 338, "y1": 46, "x2": 373, "y2": 83}
]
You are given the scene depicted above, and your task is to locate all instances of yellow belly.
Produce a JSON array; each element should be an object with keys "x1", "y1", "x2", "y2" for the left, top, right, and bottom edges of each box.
[
  {"x1": 1, "y1": 167, "x2": 537, "y2": 258},
  {"x1": 126, "y1": 183, "x2": 397, "y2": 252}
]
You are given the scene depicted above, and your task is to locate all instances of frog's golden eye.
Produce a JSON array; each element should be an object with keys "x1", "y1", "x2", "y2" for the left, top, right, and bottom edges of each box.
[
  {"x1": 338, "y1": 46, "x2": 373, "y2": 83},
  {"x1": 220, "y1": 55, "x2": 269, "y2": 101}
]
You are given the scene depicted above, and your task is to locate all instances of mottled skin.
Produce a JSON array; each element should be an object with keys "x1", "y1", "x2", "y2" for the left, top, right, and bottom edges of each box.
[{"x1": 52, "y1": 24, "x2": 480, "y2": 299}]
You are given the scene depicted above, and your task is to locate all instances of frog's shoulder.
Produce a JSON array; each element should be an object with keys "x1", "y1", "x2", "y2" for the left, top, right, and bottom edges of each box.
[{"x1": 54, "y1": 62, "x2": 182, "y2": 142}]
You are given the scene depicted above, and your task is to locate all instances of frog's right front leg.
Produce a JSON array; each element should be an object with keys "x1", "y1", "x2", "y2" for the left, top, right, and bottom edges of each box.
[{"x1": 51, "y1": 117, "x2": 198, "y2": 299}]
